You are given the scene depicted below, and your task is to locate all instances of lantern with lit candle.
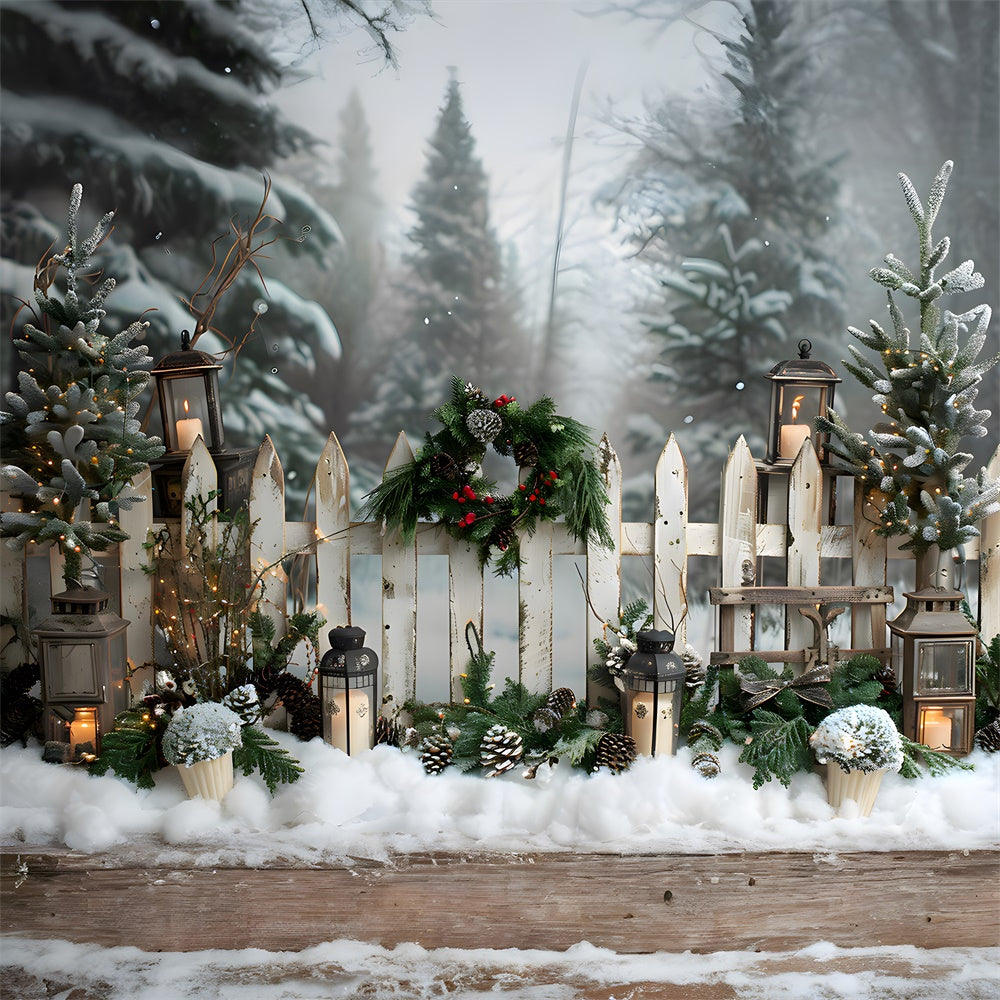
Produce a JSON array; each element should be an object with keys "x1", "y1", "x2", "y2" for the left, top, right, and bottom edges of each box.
[
  {"x1": 318, "y1": 626, "x2": 379, "y2": 755},
  {"x1": 32, "y1": 586, "x2": 130, "y2": 760},
  {"x1": 621, "y1": 630, "x2": 686, "y2": 756},
  {"x1": 888, "y1": 583, "x2": 977, "y2": 756},
  {"x1": 151, "y1": 331, "x2": 225, "y2": 453},
  {"x1": 764, "y1": 339, "x2": 841, "y2": 465}
]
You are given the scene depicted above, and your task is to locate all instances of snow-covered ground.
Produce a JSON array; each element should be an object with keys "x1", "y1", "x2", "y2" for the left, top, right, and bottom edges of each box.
[
  {"x1": 2, "y1": 737, "x2": 998, "y2": 999},
  {"x1": 1, "y1": 736, "x2": 997, "y2": 865}
]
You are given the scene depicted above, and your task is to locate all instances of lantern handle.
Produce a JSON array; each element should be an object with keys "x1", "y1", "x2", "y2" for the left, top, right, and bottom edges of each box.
[{"x1": 797, "y1": 338, "x2": 812, "y2": 359}]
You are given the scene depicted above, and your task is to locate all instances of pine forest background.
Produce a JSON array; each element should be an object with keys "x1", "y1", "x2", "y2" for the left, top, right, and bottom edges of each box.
[{"x1": 2, "y1": 0, "x2": 997, "y2": 541}]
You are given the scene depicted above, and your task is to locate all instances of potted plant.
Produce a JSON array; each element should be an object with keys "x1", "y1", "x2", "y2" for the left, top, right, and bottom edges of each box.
[{"x1": 810, "y1": 705, "x2": 903, "y2": 816}]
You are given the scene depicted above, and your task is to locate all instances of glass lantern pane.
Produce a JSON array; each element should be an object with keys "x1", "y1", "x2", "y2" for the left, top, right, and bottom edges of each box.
[
  {"x1": 629, "y1": 691, "x2": 677, "y2": 756},
  {"x1": 44, "y1": 642, "x2": 100, "y2": 699},
  {"x1": 776, "y1": 384, "x2": 826, "y2": 460},
  {"x1": 324, "y1": 688, "x2": 372, "y2": 753},
  {"x1": 163, "y1": 379, "x2": 210, "y2": 450},
  {"x1": 915, "y1": 640, "x2": 973, "y2": 693},
  {"x1": 69, "y1": 707, "x2": 99, "y2": 756},
  {"x1": 917, "y1": 704, "x2": 968, "y2": 751}
]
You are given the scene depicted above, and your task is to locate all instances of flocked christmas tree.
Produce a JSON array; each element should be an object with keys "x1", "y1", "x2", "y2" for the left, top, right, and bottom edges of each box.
[
  {"x1": 0, "y1": 184, "x2": 164, "y2": 589},
  {"x1": 818, "y1": 161, "x2": 999, "y2": 559}
]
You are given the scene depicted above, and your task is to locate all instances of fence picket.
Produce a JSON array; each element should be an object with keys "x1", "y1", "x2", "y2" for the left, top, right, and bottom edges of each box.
[
  {"x1": 979, "y1": 444, "x2": 1000, "y2": 639},
  {"x1": 249, "y1": 436, "x2": 288, "y2": 637},
  {"x1": 718, "y1": 437, "x2": 759, "y2": 657},
  {"x1": 786, "y1": 442, "x2": 823, "y2": 663},
  {"x1": 519, "y1": 519, "x2": 554, "y2": 694},
  {"x1": 654, "y1": 434, "x2": 688, "y2": 641},
  {"x1": 586, "y1": 435, "x2": 622, "y2": 703},
  {"x1": 380, "y1": 433, "x2": 418, "y2": 707},
  {"x1": 181, "y1": 438, "x2": 217, "y2": 555},
  {"x1": 118, "y1": 465, "x2": 154, "y2": 672},
  {"x1": 851, "y1": 478, "x2": 888, "y2": 651},
  {"x1": 448, "y1": 539, "x2": 484, "y2": 701},
  {"x1": 314, "y1": 432, "x2": 351, "y2": 630}
]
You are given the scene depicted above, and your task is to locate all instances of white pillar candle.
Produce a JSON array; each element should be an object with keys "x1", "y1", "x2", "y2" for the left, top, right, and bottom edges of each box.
[
  {"x1": 921, "y1": 708, "x2": 952, "y2": 750},
  {"x1": 779, "y1": 423, "x2": 811, "y2": 459},
  {"x1": 630, "y1": 692, "x2": 675, "y2": 755},
  {"x1": 69, "y1": 707, "x2": 97, "y2": 756},
  {"x1": 175, "y1": 400, "x2": 204, "y2": 451},
  {"x1": 324, "y1": 688, "x2": 372, "y2": 754}
]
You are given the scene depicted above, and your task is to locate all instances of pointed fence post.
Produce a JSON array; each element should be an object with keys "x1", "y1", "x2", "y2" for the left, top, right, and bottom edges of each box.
[
  {"x1": 718, "y1": 437, "x2": 759, "y2": 659},
  {"x1": 180, "y1": 437, "x2": 218, "y2": 557},
  {"x1": 586, "y1": 435, "x2": 622, "y2": 704},
  {"x1": 314, "y1": 432, "x2": 351, "y2": 631},
  {"x1": 380, "y1": 433, "x2": 418, "y2": 708},
  {"x1": 786, "y1": 441, "x2": 823, "y2": 665},
  {"x1": 654, "y1": 434, "x2": 689, "y2": 642},
  {"x1": 249, "y1": 436, "x2": 288, "y2": 639},
  {"x1": 979, "y1": 444, "x2": 1000, "y2": 639},
  {"x1": 118, "y1": 465, "x2": 155, "y2": 683},
  {"x1": 851, "y1": 477, "x2": 888, "y2": 652}
]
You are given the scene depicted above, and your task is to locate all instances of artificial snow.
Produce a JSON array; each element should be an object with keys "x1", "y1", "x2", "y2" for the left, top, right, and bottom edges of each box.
[{"x1": 1, "y1": 734, "x2": 997, "y2": 867}]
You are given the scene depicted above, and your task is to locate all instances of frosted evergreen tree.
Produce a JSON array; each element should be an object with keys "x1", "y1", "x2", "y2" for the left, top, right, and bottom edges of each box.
[
  {"x1": 0, "y1": 184, "x2": 164, "y2": 589},
  {"x1": 818, "y1": 161, "x2": 999, "y2": 557},
  {"x1": 354, "y1": 72, "x2": 527, "y2": 444},
  {"x1": 602, "y1": 0, "x2": 844, "y2": 512}
]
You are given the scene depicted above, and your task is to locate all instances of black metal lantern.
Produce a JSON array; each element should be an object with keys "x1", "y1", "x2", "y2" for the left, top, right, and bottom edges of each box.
[
  {"x1": 318, "y1": 626, "x2": 379, "y2": 755},
  {"x1": 151, "y1": 331, "x2": 225, "y2": 453},
  {"x1": 32, "y1": 587, "x2": 130, "y2": 760},
  {"x1": 764, "y1": 339, "x2": 841, "y2": 464},
  {"x1": 621, "y1": 630, "x2": 686, "y2": 756},
  {"x1": 888, "y1": 584, "x2": 976, "y2": 756}
]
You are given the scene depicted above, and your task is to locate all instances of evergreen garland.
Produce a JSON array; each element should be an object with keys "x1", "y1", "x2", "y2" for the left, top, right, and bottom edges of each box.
[
  {"x1": 358, "y1": 376, "x2": 614, "y2": 576},
  {"x1": 233, "y1": 725, "x2": 305, "y2": 794},
  {"x1": 816, "y1": 161, "x2": 999, "y2": 554}
]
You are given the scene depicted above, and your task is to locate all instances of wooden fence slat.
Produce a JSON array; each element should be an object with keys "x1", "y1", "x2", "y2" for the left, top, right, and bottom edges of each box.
[
  {"x1": 586, "y1": 435, "x2": 623, "y2": 703},
  {"x1": 181, "y1": 437, "x2": 217, "y2": 556},
  {"x1": 786, "y1": 442, "x2": 823, "y2": 665},
  {"x1": 979, "y1": 444, "x2": 1000, "y2": 640},
  {"x1": 852, "y1": 477, "x2": 889, "y2": 650},
  {"x1": 718, "y1": 437, "x2": 758, "y2": 656},
  {"x1": 448, "y1": 539, "x2": 484, "y2": 702},
  {"x1": 313, "y1": 432, "x2": 351, "y2": 630},
  {"x1": 519, "y1": 519, "x2": 554, "y2": 694},
  {"x1": 249, "y1": 437, "x2": 288, "y2": 637},
  {"x1": 653, "y1": 434, "x2": 688, "y2": 640},
  {"x1": 118, "y1": 465, "x2": 154, "y2": 682},
  {"x1": 380, "y1": 433, "x2": 418, "y2": 706}
]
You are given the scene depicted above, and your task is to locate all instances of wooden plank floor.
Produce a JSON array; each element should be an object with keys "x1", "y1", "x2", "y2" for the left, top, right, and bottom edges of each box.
[{"x1": 2, "y1": 849, "x2": 998, "y2": 954}]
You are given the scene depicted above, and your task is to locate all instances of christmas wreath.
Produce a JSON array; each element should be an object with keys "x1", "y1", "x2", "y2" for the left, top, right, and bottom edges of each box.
[{"x1": 359, "y1": 376, "x2": 614, "y2": 575}]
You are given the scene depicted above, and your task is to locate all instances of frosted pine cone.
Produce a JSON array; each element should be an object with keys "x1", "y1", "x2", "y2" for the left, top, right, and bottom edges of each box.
[
  {"x1": 480, "y1": 724, "x2": 523, "y2": 776},
  {"x1": 374, "y1": 714, "x2": 400, "y2": 748},
  {"x1": 222, "y1": 684, "x2": 262, "y2": 726},
  {"x1": 974, "y1": 719, "x2": 1000, "y2": 753},
  {"x1": 533, "y1": 687, "x2": 576, "y2": 732},
  {"x1": 466, "y1": 408, "x2": 502, "y2": 443},
  {"x1": 594, "y1": 732, "x2": 637, "y2": 773},
  {"x1": 691, "y1": 751, "x2": 721, "y2": 778},
  {"x1": 420, "y1": 734, "x2": 454, "y2": 774}
]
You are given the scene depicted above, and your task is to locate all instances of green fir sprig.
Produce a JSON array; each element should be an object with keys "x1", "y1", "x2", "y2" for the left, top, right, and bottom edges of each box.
[{"x1": 233, "y1": 726, "x2": 304, "y2": 794}]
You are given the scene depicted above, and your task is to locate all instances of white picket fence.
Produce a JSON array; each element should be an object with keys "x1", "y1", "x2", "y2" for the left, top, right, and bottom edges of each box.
[{"x1": 3, "y1": 433, "x2": 999, "y2": 707}]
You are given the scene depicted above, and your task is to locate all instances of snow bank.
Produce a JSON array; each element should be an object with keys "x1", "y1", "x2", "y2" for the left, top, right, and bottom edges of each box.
[{"x1": 2, "y1": 735, "x2": 997, "y2": 867}]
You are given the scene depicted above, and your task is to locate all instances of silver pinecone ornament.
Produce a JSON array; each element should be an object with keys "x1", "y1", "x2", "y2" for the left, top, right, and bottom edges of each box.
[
  {"x1": 420, "y1": 733, "x2": 454, "y2": 774},
  {"x1": 480, "y1": 723, "x2": 523, "y2": 776},
  {"x1": 466, "y1": 408, "x2": 502, "y2": 444}
]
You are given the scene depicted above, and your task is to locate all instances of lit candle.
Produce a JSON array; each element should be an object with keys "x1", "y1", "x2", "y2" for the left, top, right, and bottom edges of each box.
[
  {"x1": 69, "y1": 707, "x2": 98, "y2": 756},
  {"x1": 921, "y1": 708, "x2": 952, "y2": 750},
  {"x1": 324, "y1": 689, "x2": 372, "y2": 753},
  {"x1": 779, "y1": 394, "x2": 811, "y2": 459},
  {"x1": 630, "y1": 692, "x2": 675, "y2": 755},
  {"x1": 175, "y1": 399, "x2": 204, "y2": 451}
]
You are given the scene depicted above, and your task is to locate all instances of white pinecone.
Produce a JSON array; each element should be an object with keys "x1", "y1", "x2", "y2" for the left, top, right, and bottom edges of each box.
[
  {"x1": 466, "y1": 408, "x2": 502, "y2": 443},
  {"x1": 480, "y1": 723, "x2": 523, "y2": 777}
]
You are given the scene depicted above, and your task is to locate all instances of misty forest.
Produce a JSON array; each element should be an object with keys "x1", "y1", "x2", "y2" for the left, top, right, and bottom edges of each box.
[{"x1": 1, "y1": 0, "x2": 997, "y2": 520}]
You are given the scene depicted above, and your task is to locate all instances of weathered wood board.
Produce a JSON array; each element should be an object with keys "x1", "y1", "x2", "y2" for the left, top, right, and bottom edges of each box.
[{"x1": 2, "y1": 849, "x2": 996, "y2": 954}]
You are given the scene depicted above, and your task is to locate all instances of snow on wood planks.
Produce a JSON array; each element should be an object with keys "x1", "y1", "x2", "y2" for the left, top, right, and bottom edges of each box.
[{"x1": 2, "y1": 849, "x2": 996, "y2": 954}]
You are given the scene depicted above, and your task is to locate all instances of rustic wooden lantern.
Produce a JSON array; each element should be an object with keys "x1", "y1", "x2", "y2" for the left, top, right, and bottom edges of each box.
[
  {"x1": 764, "y1": 339, "x2": 841, "y2": 464},
  {"x1": 888, "y1": 584, "x2": 976, "y2": 756},
  {"x1": 621, "y1": 630, "x2": 686, "y2": 756},
  {"x1": 32, "y1": 587, "x2": 130, "y2": 759},
  {"x1": 151, "y1": 331, "x2": 225, "y2": 453},
  {"x1": 318, "y1": 626, "x2": 378, "y2": 755}
]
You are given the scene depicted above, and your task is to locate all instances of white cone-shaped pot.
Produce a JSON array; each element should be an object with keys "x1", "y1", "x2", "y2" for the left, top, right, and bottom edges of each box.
[
  {"x1": 176, "y1": 751, "x2": 234, "y2": 801},
  {"x1": 824, "y1": 765, "x2": 886, "y2": 817}
]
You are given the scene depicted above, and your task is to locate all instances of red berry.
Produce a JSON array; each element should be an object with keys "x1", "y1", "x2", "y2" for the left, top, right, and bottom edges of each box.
[
  {"x1": 452, "y1": 492, "x2": 459, "y2": 500},
  {"x1": 465, "y1": 513, "x2": 476, "y2": 525},
  {"x1": 519, "y1": 484, "x2": 526, "y2": 491},
  {"x1": 458, "y1": 496, "x2": 465, "y2": 503},
  {"x1": 485, "y1": 496, "x2": 494, "y2": 505},
  {"x1": 539, "y1": 498, "x2": 546, "y2": 505},
  {"x1": 529, "y1": 494, "x2": 537, "y2": 502}
]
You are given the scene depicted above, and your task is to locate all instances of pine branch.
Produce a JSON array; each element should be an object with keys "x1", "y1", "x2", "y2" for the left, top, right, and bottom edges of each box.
[
  {"x1": 88, "y1": 715, "x2": 161, "y2": 790},
  {"x1": 739, "y1": 711, "x2": 813, "y2": 789},
  {"x1": 233, "y1": 725, "x2": 304, "y2": 794}
]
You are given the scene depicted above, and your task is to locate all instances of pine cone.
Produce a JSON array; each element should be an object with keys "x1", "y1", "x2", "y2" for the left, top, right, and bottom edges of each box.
[
  {"x1": 480, "y1": 724, "x2": 523, "y2": 777},
  {"x1": 687, "y1": 720, "x2": 723, "y2": 748},
  {"x1": 975, "y1": 718, "x2": 1000, "y2": 753},
  {"x1": 594, "y1": 732, "x2": 637, "y2": 773},
  {"x1": 3, "y1": 661, "x2": 40, "y2": 696},
  {"x1": 513, "y1": 440, "x2": 539, "y2": 467},
  {"x1": 533, "y1": 687, "x2": 576, "y2": 732},
  {"x1": 0, "y1": 693, "x2": 42, "y2": 748},
  {"x1": 374, "y1": 714, "x2": 400, "y2": 748},
  {"x1": 274, "y1": 672, "x2": 312, "y2": 717},
  {"x1": 420, "y1": 733, "x2": 454, "y2": 774},
  {"x1": 463, "y1": 382, "x2": 490, "y2": 408},
  {"x1": 691, "y1": 750, "x2": 721, "y2": 778},
  {"x1": 466, "y1": 408, "x2": 502, "y2": 444},
  {"x1": 876, "y1": 663, "x2": 898, "y2": 696},
  {"x1": 489, "y1": 524, "x2": 516, "y2": 552},
  {"x1": 222, "y1": 684, "x2": 262, "y2": 726},
  {"x1": 288, "y1": 695, "x2": 322, "y2": 742},
  {"x1": 430, "y1": 452, "x2": 458, "y2": 480}
]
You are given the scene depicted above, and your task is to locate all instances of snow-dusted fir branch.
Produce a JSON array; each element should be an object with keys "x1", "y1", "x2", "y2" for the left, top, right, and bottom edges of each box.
[{"x1": 817, "y1": 161, "x2": 999, "y2": 554}]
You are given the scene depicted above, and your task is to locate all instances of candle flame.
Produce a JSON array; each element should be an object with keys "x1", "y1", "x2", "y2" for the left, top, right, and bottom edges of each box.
[
  {"x1": 183, "y1": 399, "x2": 190, "y2": 415},
  {"x1": 791, "y1": 394, "x2": 805, "y2": 423}
]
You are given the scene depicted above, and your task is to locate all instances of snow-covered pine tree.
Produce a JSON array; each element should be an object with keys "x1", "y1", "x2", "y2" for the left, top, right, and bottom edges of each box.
[
  {"x1": 603, "y1": 0, "x2": 844, "y2": 514},
  {"x1": 818, "y1": 161, "x2": 999, "y2": 557},
  {"x1": 0, "y1": 184, "x2": 164, "y2": 588},
  {"x1": 354, "y1": 71, "x2": 527, "y2": 444}
]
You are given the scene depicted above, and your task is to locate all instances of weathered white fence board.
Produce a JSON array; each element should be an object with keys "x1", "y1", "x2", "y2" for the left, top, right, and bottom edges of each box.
[
  {"x1": 250, "y1": 436, "x2": 288, "y2": 638},
  {"x1": 654, "y1": 435, "x2": 688, "y2": 640},
  {"x1": 786, "y1": 443, "x2": 824, "y2": 653},
  {"x1": 718, "y1": 437, "x2": 758, "y2": 657},
  {"x1": 313, "y1": 432, "x2": 351, "y2": 629}
]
